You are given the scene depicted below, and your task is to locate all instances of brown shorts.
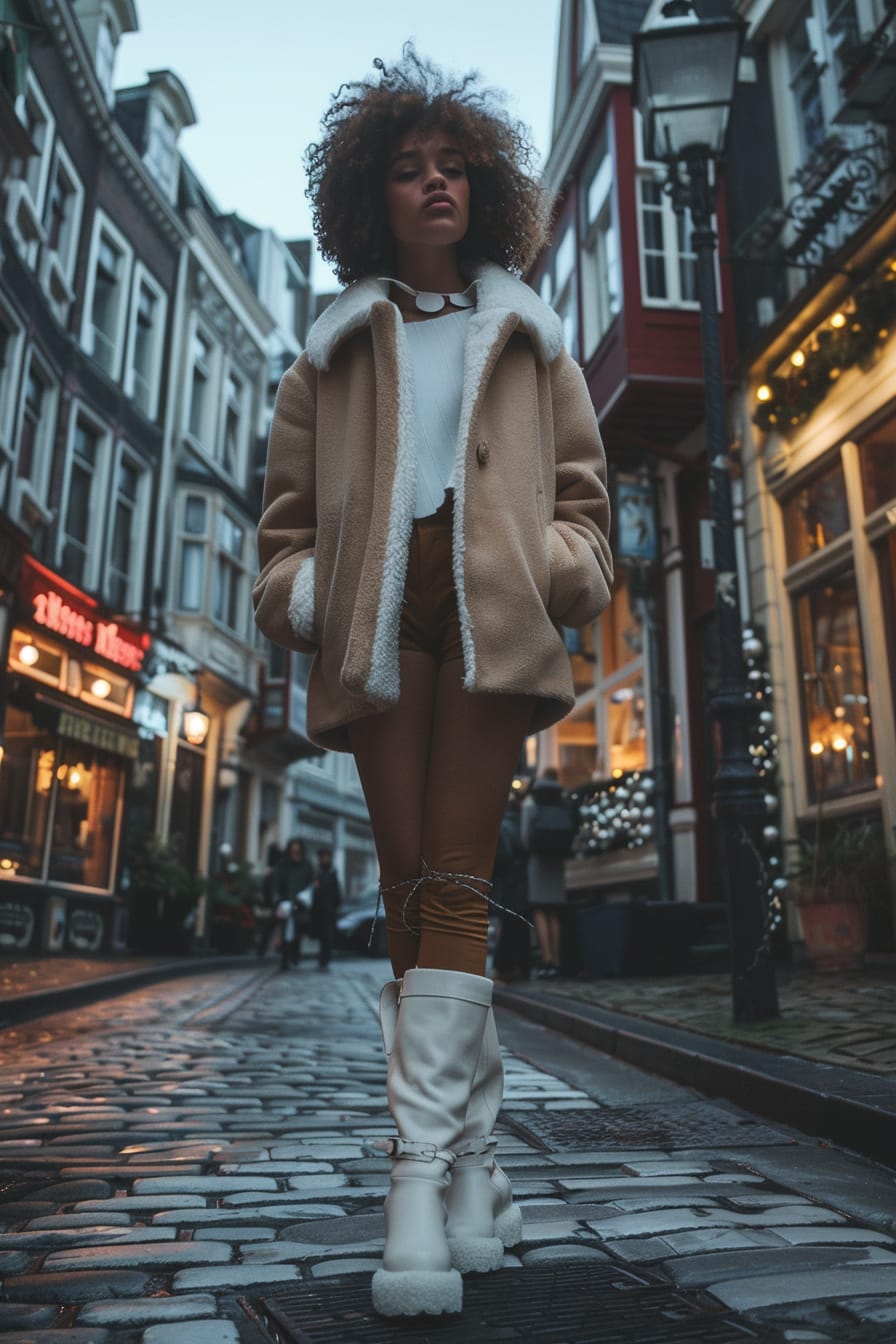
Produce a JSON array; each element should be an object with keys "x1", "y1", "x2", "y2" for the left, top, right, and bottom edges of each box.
[{"x1": 398, "y1": 492, "x2": 463, "y2": 664}]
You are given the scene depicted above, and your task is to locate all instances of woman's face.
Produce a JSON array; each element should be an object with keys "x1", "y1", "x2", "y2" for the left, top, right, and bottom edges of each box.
[{"x1": 385, "y1": 129, "x2": 470, "y2": 255}]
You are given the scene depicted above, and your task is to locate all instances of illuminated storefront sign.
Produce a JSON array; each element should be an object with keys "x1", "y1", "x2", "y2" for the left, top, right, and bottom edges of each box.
[{"x1": 19, "y1": 558, "x2": 148, "y2": 672}]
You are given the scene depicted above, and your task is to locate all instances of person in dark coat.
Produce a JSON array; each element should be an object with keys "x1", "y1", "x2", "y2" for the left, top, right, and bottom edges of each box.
[
  {"x1": 521, "y1": 769, "x2": 570, "y2": 978},
  {"x1": 491, "y1": 793, "x2": 531, "y2": 983},
  {"x1": 275, "y1": 837, "x2": 314, "y2": 971},
  {"x1": 312, "y1": 847, "x2": 342, "y2": 970}
]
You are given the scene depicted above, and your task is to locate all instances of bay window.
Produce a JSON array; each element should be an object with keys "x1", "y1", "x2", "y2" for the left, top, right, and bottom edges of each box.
[{"x1": 580, "y1": 129, "x2": 621, "y2": 359}]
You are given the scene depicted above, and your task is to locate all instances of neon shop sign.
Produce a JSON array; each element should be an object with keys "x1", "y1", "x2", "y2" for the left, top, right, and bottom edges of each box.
[{"x1": 22, "y1": 560, "x2": 148, "y2": 673}]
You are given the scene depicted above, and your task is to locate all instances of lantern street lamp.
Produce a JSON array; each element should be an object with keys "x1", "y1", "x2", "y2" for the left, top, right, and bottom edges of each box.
[{"x1": 633, "y1": 1, "x2": 779, "y2": 1022}]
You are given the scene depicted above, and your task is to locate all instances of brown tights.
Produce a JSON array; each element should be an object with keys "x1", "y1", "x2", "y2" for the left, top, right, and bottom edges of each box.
[{"x1": 348, "y1": 652, "x2": 534, "y2": 978}]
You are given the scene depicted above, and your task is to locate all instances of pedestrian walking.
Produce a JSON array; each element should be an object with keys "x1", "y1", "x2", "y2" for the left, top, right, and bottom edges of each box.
[
  {"x1": 491, "y1": 792, "x2": 532, "y2": 984},
  {"x1": 521, "y1": 768, "x2": 577, "y2": 978},
  {"x1": 312, "y1": 847, "x2": 342, "y2": 970},
  {"x1": 253, "y1": 45, "x2": 612, "y2": 1317},
  {"x1": 274, "y1": 837, "x2": 314, "y2": 972}
]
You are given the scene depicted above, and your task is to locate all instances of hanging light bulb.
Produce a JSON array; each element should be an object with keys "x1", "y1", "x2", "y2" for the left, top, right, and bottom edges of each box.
[{"x1": 18, "y1": 643, "x2": 39, "y2": 667}]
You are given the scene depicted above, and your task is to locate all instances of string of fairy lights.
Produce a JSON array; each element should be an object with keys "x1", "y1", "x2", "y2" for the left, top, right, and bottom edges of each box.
[
  {"x1": 753, "y1": 257, "x2": 896, "y2": 433},
  {"x1": 566, "y1": 626, "x2": 784, "y2": 945}
]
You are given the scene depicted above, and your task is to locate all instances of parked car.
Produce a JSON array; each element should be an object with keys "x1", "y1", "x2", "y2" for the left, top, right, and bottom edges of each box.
[{"x1": 335, "y1": 888, "x2": 388, "y2": 957}]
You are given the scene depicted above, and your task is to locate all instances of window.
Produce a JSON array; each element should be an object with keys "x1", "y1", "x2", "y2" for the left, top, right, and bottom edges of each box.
[
  {"x1": 0, "y1": 310, "x2": 24, "y2": 453},
  {"x1": 17, "y1": 361, "x2": 52, "y2": 488},
  {"x1": 178, "y1": 494, "x2": 207, "y2": 610},
  {"x1": 20, "y1": 76, "x2": 53, "y2": 213},
  {"x1": 539, "y1": 219, "x2": 579, "y2": 359},
  {"x1": 222, "y1": 370, "x2": 243, "y2": 475},
  {"x1": 638, "y1": 177, "x2": 698, "y2": 307},
  {"x1": 0, "y1": 703, "x2": 126, "y2": 891},
  {"x1": 214, "y1": 511, "x2": 246, "y2": 633},
  {"x1": 83, "y1": 218, "x2": 132, "y2": 379},
  {"x1": 187, "y1": 329, "x2": 212, "y2": 442},
  {"x1": 61, "y1": 419, "x2": 102, "y2": 588},
  {"x1": 597, "y1": 566, "x2": 649, "y2": 777},
  {"x1": 107, "y1": 453, "x2": 145, "y2": 611},
  {"x1": 786, "y1": 4, "x2": 827, "y2": 158},
  {"x1": 0, "y1": 12, "x2": 33, "y2": 101},
  {"x1": 859, "y1": 420, "x2": 896, "y2": 514},
  {"x1": 782, "y1": 459, "x2": 850, "y2": 564},
  {"x1": 580, "y1": 131, "x2": 621, "y2": 359},
  {"x1": 795, "y1": 570, "x2": 876, "y2": 798},
  {"x1": 144, "y1": 101, "x2": 178, "y2": 200},
  {"x1": 125, "y1": 267, "x2": 166, "y2": 420},
  {"x1": 42, "y1": 143, "x2": 83, "y2": 282}
]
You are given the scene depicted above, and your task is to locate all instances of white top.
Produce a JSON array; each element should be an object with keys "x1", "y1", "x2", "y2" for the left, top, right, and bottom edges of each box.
[{"x1": 404, "y1": 308, "x2": 474, "y2": 520}]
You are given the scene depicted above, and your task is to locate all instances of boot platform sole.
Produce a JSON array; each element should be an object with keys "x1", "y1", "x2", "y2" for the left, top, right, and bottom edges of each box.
[{"x1": 371, "y1": 1266, "x2": 463, "y2": 1316}]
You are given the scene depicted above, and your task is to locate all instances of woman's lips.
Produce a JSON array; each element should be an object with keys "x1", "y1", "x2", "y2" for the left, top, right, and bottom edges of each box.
[{"x1": 422, "y1": 194, "x2": 455, "y2": 211}]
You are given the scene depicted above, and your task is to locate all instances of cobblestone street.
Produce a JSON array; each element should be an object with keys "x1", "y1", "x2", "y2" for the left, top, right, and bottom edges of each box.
[{"x1": 1, "y1": 962, "x2": 895, "y2": 1342}]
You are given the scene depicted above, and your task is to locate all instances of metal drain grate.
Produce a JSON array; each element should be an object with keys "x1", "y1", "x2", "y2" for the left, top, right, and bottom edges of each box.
[
  {"x1": 253, "y1": 1263, "x2": 780, "y2": 1343},
  {"x1": 501, "y1": 1101, "x2": 792, "y2": 1152}
]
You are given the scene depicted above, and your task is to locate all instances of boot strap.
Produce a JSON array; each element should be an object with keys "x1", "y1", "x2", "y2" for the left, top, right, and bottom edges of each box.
[
  {"x1": 453, "y1": 1134, "x2": 496, "y2": 1160},
  {"x1": 368, "y1": 1136, "x2": 456, "y2": 1164}
]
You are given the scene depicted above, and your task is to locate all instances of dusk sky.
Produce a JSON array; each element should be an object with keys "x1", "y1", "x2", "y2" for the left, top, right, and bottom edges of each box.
[{"x1": 114, "y1": 1, "x2": 561, "y2": 289}]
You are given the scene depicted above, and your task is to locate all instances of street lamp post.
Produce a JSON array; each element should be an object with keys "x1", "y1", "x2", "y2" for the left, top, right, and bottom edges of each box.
[{"x1": 633, "y1": 1, "x2": 779, "y2": 1022}]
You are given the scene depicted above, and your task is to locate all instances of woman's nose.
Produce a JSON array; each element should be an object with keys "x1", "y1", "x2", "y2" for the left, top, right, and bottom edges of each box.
[{"x1": 423, "y1": 168, "x2": 446, "y2": 191}]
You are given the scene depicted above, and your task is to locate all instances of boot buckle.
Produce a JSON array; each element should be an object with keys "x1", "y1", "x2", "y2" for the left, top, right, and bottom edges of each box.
[{"x1": 369, "y1": 1136, "x2": 455, "y2": 1163}]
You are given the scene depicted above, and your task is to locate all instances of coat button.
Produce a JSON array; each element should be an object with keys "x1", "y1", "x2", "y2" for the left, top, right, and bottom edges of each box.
[{"x1": 476, "y1": 440, "x2": 490, "y2": 465}]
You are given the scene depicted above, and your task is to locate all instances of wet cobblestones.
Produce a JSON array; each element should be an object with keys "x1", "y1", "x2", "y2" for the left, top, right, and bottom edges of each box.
[{"x1": 0, "y1": 961, "x2": 894, "y2": 1341}]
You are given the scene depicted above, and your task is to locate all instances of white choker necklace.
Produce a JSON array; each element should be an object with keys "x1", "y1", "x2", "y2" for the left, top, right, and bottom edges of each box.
[{"x1": 383, "y1": 278, "x2": 476, "y2": 313}]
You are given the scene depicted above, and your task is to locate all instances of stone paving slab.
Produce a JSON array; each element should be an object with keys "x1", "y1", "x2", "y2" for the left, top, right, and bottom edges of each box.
[{"x1": 1, "y1": 961, "x2": 896, "y2": 1342}]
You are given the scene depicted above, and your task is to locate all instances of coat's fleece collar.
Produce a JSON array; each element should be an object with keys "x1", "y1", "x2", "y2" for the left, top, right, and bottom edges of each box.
[{"x1": 304, "y1": 262, "x2": 563, "y2": 371}]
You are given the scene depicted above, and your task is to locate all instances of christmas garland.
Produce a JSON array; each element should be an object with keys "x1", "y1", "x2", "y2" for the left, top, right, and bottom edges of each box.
[{"x1": 753, "y1": 258, "x2": 896, "y2": 433}]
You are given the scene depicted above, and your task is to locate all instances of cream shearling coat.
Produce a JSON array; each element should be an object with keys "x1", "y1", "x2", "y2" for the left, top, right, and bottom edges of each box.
[{"x1": 253, "y1": 262, "x2": 612, "y2": 753}]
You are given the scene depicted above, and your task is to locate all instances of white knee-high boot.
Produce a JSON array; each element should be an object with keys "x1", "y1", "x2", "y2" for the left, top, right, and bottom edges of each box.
[
  {"x1": 444, "y1": 1007, "x2": 522, "y2": 1272},
  {"x1": 371, "y1": 967, "x2": 493, "y2": 1317},
  {"x1": 379, "y1": 984, "x2": 522, "y2": 1275}
]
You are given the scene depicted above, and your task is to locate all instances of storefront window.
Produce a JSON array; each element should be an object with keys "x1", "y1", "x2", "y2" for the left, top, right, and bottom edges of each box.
[
  {"x1": 859, "y1": 420, "x2": 896, "y2": 514},
  {"x1": 556, "y1": 699, "x2": 597, "y2": 788},
  {"x1": 604, "y1": 670, "x2": 647, "y2": 775},
  {"x1": 601, "y1": 570, "x2": 642, "y2": 676},
  {"x1": 47, "y1": 741, "x2": 120, "y2": 889},
  {"x1": 782, "y1": 459, "x2": 849, "y2": 564},
  {"x1": 0, "y1": 706, "x2": 54, "y2": 879},
  {"x1": 0, "y1": 702, "x2": 127, "y2": 890},
  {"x1": 794, "y1": 570, "x2": 876, "y2": 798}
]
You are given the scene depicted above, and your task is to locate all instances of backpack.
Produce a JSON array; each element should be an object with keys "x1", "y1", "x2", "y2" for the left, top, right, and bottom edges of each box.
[{"x1": 528, "y1": 796, "x2": 577, "y2": 860}]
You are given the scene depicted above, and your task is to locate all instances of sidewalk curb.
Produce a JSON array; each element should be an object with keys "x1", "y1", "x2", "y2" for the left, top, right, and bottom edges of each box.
[
  {"x1": 494, "y1": 984, "x2": 896, "y2": 1170},
  {"x1": 0, "y1": 955, "x2": 257, "y2": 1026}
]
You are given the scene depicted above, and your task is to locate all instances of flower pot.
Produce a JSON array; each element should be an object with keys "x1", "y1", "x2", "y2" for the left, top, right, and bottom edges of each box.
[{"x1": 797, "y1": 898, "x2": 868, "y2": 971}]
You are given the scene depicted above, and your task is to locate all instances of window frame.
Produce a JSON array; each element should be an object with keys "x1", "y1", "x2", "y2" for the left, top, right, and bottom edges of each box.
[
  {"x1": 14, "y1": 348, "x2": 58, "y2": 507},
  {"x1": 185, "y1": 321, "x2": 217, "y2": 449},
  {"x1": 0, "y1": 302, "x2": 26, "y2": 462},
  {"x1": 632, "y1": 113, "x2": 710, "y2": 313},
  {"x1": 41, "y1": 137, "x2": 85, "y2": 288},
  {"x1": 103, "y1": 445, "x2": 149, "y2": 614},
  {"x1": 80, "y1": 211, "x2": 134, "y2": 382},
  {"x1": 123, "y1": 262, "x2": 167, "y2": 421},
  {"x1": 17, "y1": 72, "x2": 54, "y2": 219},
  {"x1": 579, "y1": 121, "x2": 622, "y2": 360},
  {"x1": 56, "y1": 405, "x2": 111, "y2": 593}
]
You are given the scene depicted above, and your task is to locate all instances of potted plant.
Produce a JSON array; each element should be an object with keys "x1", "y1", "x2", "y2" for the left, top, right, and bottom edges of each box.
[
  {"x1": 128, "y1": 832, "x2": 205, "y2": 955},
  {"x1": 789, "y1": 815, "x2": 891, "y2": 970}
]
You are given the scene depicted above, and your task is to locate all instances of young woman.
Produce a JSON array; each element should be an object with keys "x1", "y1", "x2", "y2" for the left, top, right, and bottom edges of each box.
[{"x1": 254, "y1": 48, "x2": 612, "y2": 1317}]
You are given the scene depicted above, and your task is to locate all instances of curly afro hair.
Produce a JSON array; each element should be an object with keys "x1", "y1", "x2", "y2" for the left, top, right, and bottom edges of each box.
[{"x1": 304, "y1": 44, "x2": 550, "y2": 286}]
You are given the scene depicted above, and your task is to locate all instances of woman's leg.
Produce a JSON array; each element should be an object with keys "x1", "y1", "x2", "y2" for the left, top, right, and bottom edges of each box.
[
  {"x1": 419, "y1": 662, "x2": 534, "y2": 974},
  {"x1": 532, "y1": 907, "x2": 552, "y2": 968},
  {"x1": 547, "y1": 910, "x2": 562, "y2": 969},
  {"x1": 347, "y1": 650, "x2": 438, "y2": 978}
]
